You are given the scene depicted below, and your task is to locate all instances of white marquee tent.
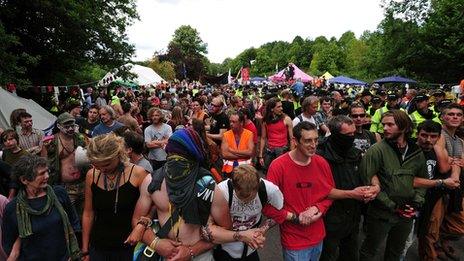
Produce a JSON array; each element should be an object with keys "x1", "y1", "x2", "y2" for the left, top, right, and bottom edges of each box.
[
  {"x1": 99, "y1": 63, "x2": 165, "y2": 86},
  {"x1": 0, "y1": 88, "x2": 56, "y2": 130}
]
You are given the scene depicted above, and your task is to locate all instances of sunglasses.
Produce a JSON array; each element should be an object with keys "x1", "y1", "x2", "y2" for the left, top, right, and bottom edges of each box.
[
  {"x1": 351, "y1": 114, "x2": 366, "y2": 118},
  {"x1": 212, "y1": 104, "x2": 221, "y2": 108}
]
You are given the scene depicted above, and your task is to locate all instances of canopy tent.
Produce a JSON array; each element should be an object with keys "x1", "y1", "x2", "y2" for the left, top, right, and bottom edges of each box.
[
  {"x1": 329, "y1": 76, "x2": 367, "y2": 86},
  {"x1": 99, "y1": 63, "x2": 165, "y2": 87},
  {"x1": 270, "y1": 63, "x2": 313, "y2": 83},
  {"x1": 373, "y1": 75, "x2": 417, "y2": 84},
  {"x1": 321, "y1": 71, "x2": 334, "y2": 80},
  {"x1": 0, "y1": 88, "x2": 56, "y2": 130}
]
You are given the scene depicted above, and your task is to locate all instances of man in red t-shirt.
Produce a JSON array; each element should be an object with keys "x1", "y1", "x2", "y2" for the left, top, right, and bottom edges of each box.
[{"x1": 263, "y1": 121, "x2": 334, "y2": 261}]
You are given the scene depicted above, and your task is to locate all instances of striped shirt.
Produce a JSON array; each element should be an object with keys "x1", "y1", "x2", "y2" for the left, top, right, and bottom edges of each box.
[{"x1": 18, "y1": 128, "x2": 44, "y2": 155}]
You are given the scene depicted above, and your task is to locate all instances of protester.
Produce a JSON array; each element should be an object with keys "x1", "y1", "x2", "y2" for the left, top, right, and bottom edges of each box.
[
  {"x1": 207, "y1": 97, "x2": 230, "y2": 145},
  {"x1": 17, "y1": 112, "x2": 44, "y2": 156},
  {"x1": 350, "y1": 103, "x2": 380, "y2": 154},
  {"x1": 214, "y1": 164, "x2": 283, "y2": 260},
  {"x1": 221, "y1": 111, "x2": 255, "y2": 178},
  {"x1": 359, "y1": 110, "x2": 428, "y2": 260},
  {"x1": 118, "y1": 102, "x2": 142, "y2": 134},
  {"x1": 144, "y1": 107, "x2": 172, "y2": 171},
  {"x1": 258, "y1": 97, "x2": 294, "y2": 174},
  {"x1": 263, "y1": 121, "x2": 334, "y2": 261},
  {"x1": 123, "y1": 131, "x2": 153, "y2": 174},
  {"x1": 317, "y1": 115, "x2": 380, "y2": 261},
  {"x1": 91, "y1": 105, "x2": 124, "y2": 137},
  {"x1": 44, "y1": 112, "x2": 86, "y2": 213},
  {"x1": 127, "y1": 128, "x2": 231, "y2": 260},
  {"x1": 76, "y1": 104, "x2": 100, "y2": 138},
  {"x1": 82, "y1": 133, "x2": 147, "y2": 260},
  {"x1": 2, "y1": 154, "x2": 81, "y2": 260}
]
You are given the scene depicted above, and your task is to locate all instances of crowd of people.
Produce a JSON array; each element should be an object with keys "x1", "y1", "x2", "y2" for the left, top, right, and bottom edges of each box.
[{"x1": 0, "y1": 79, "x2": 463, "y2": 261}]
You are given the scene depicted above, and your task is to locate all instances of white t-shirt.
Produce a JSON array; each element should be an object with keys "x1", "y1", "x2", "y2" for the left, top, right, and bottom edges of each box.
[
  {"x1": 292, "y1": 114, "x2": 316, "y2": 128},
  {"x1": 217, "y1": 178, "x2": 284, "y2": 258}
]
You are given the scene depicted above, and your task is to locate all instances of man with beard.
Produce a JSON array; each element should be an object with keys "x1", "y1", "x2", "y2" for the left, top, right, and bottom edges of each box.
[
  {"x1": 359, "y1": 110, "x2": 428, "y2": 261},
  {"x1": 44, "y1": 112, "x2": 86, "y2": 214},
  {"x1": 76, "y1": 104, "x2": 100, "y2": 138},
  {"x1": 207, "y1": 97, "x2": 230, "y2": 145},
  {"x1": 145, "y1": 108, "x2": 172, "y2": 170},
  {"x1": 91, "y1": 105, "x2": 124, "y2": 137},
  {"x1": 370, "y1": 93, "x2": 402, "y2": 135},
  {"x1": 409, "y1": 94, "x2": 440, "y2": 138},
  {"x1": 317, "y1": 115, "x2": 380, "y2": 261}
]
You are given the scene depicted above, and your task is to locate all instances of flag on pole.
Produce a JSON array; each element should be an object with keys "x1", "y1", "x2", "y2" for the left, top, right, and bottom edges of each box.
[
  {"x1": 228, "y1": 68, "x2": 233, "y2": 84},
  {"x1": 275, "y1": 63, "x2": 278, "y2": 73}
]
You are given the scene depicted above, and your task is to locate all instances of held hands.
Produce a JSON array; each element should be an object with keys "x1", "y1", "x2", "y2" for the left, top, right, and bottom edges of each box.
[
  {"x1": 395, "y1": 204, "x2": 416, "y2": 219},
  {"x1": 351, "y1": 185, "x2": 380, "y2": 202},
  {"x1": 299, "y1": 206, "x2": 322, "y2": 225},
  {"x1": 443, "y1": 177, "x2": 460, "y2": 189},
  {"x1": 124, "y1": 224, "x2": 145, "y2": 245}
]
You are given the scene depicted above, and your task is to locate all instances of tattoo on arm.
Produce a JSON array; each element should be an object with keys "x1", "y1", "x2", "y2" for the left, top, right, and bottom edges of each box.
[{"x1": 200, "y1": 224, "x2": 214, "y2": 243}]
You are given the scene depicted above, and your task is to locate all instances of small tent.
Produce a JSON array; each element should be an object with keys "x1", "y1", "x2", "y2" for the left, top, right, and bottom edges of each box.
[
  {"x1": 329, "y1": 76, "x2": 367, "y2": 86},
  {"x1": 270, "y1": 63, "x2": 313, "y2": 83},
  {"x1": 321, "y1": 72, "x2": 334, "y2": 80},
  {"x1": 99, "y1": 63, "x2": 165, "y2": 87},
  {"x1": 0, "y1": 88, "x2": 56, "y2": 130},
  {"x1": 373, "y1": 75, "x2": 417, "y2": 84}
]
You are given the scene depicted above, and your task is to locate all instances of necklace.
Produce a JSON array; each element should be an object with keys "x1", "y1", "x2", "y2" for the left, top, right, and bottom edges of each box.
[{"x1": 104, "y1": 174, "x2": 118, "y2": 190}]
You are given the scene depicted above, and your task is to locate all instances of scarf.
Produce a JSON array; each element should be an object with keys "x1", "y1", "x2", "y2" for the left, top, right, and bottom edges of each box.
[
  {"x1": 165, "y1": 128, "x2": 207, "y2": 163},
  {"x1": 329, "y1": 132, "x2": 355, "y2": 157},
  {"x1": 165, "y1": 155, "x2": 202, "y2": 225},
  {"x1": 16, "y1": 185, "x2": 81, "y2": 260}
]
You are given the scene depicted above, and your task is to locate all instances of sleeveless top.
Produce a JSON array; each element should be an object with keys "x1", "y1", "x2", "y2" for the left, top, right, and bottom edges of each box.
[
  {"x1": 90, "y1": 165, "x2": 139, "y2": 250},
  {"x1": 266, "y1": 119, "x2": 288, "y2": 148}
]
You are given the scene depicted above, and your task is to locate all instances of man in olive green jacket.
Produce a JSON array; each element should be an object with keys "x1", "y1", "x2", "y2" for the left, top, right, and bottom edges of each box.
[{"x1": 359, "y1": 110, "x2": 428, "y2": 261}]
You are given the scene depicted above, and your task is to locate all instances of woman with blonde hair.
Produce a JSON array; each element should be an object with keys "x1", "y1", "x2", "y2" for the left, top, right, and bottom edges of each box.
[{"x1": 81, "y1": 133, "x2": 147, "y2": 260}]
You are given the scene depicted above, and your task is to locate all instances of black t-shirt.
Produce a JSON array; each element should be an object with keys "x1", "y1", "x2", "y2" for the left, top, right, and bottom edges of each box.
[
  {"x1": 353, "y1": 130, "x2": 376, "y2": 154},
  {"x1": 210, "y1": 112, "x2": 230, "y2": 135},
  {"x1": 76, "y1": 117, "x2": 99, "y2": 137},
  {"x1": 423, "y1": 149, "x2": 439, "y2": 180}
]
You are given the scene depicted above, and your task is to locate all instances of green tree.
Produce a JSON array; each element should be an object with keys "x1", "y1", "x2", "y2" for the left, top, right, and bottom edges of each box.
[
  {"x1": 162, "y1": 25, "x2": 208, "y2": 80},
  {"x1": 146, "y1": 57, "x2": 176, "y2": 81},
  {"x1": 0, "y1": 0, "x2": 139, "y2": 86}
]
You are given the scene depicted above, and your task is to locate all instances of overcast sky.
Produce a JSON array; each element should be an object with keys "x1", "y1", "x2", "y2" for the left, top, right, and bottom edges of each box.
[{"x1": 127, "y1": 0, "x2": 385, "y2": 64}]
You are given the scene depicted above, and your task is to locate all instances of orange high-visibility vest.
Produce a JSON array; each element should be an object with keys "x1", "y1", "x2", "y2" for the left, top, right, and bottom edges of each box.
[{"x1": 222, "y1": 129, "x2": 253, "y2": 174}]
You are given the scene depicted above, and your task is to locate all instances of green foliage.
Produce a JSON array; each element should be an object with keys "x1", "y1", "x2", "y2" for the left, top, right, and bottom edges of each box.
[
  {"x1": 0, "y1": 0, "x2": 138, "y2": 87},
  {"x1": 146, "y1": 57, "x2": 176, "y2": 81},
  {"x1": 160, "y1": 25, "x2": 208, "y2": 80}
]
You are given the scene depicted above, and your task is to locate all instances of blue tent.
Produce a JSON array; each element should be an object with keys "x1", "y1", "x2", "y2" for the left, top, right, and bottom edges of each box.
[
  {"x1": 329, "y1": 76, "x2": 367, "y2": 85},
  {"x1": 373, "y1": 75, "x2": 417, "y2": 84},
  {"x1": 250, "y1": 77, "x2": 267, "y2": 82}
]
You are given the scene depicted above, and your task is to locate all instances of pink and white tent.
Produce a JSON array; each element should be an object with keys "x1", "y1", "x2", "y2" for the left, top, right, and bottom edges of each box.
[{"x1": 270, "y1": 63, "x2": 313, "y2": 83}]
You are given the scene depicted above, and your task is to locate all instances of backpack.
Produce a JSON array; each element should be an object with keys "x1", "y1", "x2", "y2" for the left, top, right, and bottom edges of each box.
[{"x1": 227, "y1": 179, "x2": 268, "y2": 209}]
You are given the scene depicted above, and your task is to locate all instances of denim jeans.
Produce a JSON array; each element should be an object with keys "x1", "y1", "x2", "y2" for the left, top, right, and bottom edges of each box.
[{"x1": 283, "y1": 242, "x2": 323, "y2": 261}]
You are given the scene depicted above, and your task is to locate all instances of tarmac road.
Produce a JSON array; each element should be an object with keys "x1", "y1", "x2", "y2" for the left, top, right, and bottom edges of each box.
[{"x1": 258, "y1": 223, "x2": 463, "y2": 260}]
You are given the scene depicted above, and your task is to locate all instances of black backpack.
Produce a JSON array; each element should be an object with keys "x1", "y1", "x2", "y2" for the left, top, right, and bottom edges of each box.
[{"x1": 227, "y1": 179, "x2": 268, "y2": 209}]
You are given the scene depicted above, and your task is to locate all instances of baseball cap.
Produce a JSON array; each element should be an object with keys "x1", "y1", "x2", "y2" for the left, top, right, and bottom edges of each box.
[
  {"x1": 387, "y1": 93, "x2": 398, "y2": 100},
  {"x1": 433, "y1": 90, "x2": 446, "y2": 97},
  {"x1": 57, "y1": 112, "x2": 75, "y2": 125},
  {"x1": 371, "y1": 96, "x2": 382, "y2": 103},
  {"x1": 361, "y1": 89, "x2": 372, "y2": 97},
  {"x1": 415, "y1": 94, "x2": 429, "y2": 102}
]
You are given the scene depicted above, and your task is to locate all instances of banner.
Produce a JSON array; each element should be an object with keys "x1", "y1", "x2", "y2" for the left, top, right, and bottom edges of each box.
[{"x1": 241, "y1": 67, "x2": 250, "y2": 82}]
